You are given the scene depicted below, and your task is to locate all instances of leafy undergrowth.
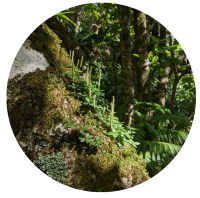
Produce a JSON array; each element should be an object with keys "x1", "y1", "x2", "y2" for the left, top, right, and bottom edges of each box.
[{"x1": 7, "y1": 23, "x2": 150, "y2": 192}]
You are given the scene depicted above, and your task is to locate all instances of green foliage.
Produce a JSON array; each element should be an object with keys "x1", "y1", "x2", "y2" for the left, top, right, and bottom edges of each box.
[
  {"x1": 132, "y1": 99, "x2": 190, "y2": 174},
  {"x1": 33, "y1": 153, "x2": 69, "y2": 183},
  {"x1": 54, "y1": 3, "x2": 194, "y2": 178},
  {"x1": 78, "y1": 126, "x2": 104, "y2": 148},
  {"x1": 63, "y1": 118, "x2": 76, "y2": 129}
]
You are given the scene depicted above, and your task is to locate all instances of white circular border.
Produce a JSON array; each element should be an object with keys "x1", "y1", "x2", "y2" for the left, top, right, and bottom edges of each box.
[{"x1": 1, "y1": 1, "x2": 199, "y2": 198}]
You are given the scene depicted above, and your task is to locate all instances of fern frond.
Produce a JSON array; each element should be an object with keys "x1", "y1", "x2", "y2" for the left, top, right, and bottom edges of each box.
[{"x1": 159, "y1": 129, "x2": 189, "y2": 144}]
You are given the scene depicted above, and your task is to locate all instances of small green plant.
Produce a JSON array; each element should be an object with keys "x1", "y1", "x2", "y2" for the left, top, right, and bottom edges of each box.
[
  {"x1": 79, "y1": 130, "x2": 104, "y2": 148},
  {"x1": 78, "y1": 115, "x2": 104, "y2": 147},
  {"x1": 63, "y1": 118, "x2": 76, "y2": 129},
  {"x1": 62, "y1": 108, "x2": 76, "y2": 129},
  {"x1": 33, "y1": 152, "x2": 69, "y2": 183}
]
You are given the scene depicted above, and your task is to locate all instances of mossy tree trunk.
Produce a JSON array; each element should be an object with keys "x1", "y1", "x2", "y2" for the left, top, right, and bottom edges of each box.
[
  {"x1": 134, "y1": 10, "x2": 151, "y2": 102},
  {"x1": 45, "y1": 17, "x2": 87, "y2": 79},
  {"x1": 156, "y1": 26, "x2": 171, "y2": 107},
  {"x1": 119, "y1": 5, "x2": 134, "y2": 126},
  {"x1": 72, "y1": 6, "x2": 82, "y2": 26}
]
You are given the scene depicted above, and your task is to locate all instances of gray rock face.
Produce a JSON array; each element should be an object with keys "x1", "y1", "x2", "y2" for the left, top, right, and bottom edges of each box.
[{"x1": 9, "y1": 40, "x2": 49, "y2": 79}]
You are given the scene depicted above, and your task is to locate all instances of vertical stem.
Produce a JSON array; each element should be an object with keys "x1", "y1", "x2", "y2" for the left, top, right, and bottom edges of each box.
[
  {"x1": 60, "y1": 48, "x2": 62, "y2": 67},
  {"x1": 103, "y1": 106, "x2": 105, "y2": 116},
  {"x1": 112, "y1": 96, "x2": 115, "y2": 115},
  {"x1": 70, "y1": 108, "x2": 73, "y2": 123},
  {"x1": 98, "y1": 69, "x2": 102, "y2": 88},
  {"x1": 89, "y1": 88, "x2": 91, "y2": 98},
  {"x1": 76, "y1": 59, "x2": 79, "y2": 67},
  {"x1": 89, "y1": 66, "x2": 92, "y2": 85},
  {"x1": 61, "y1": 104, "x2": 67, "y2": 120},
  {"x1": 112, "y1": 40, "x2": 119, "y2": 96},
  {"x1": 93, "y1": 95, "x2": 96, "y2": 111},
  {"x1": 72, "y1": 51, "x2": 74, "y2": 83},
  {"x1": 80, "y1": 56, "x2": 83, "y2": 69},
  {"x1": 110, "y1": 112, "x2": 113, "y2": 132},
  {"x1": 89, "y1": 66, "x2": 92, "y2": 98}
]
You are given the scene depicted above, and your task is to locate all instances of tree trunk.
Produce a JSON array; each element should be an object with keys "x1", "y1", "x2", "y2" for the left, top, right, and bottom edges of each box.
[
  {"x1": 120, "y1": 5, "x2": 134, "y2": 126},
  {"x1": 112, "y1": 40, "x2": 119, "y2": 97},
  {"x1": 72, "y1": 6, "x2": 82, "y2": 26},
  {"x1": 45, "y1": 17, "x2": 87, "y2": 78},
  {"x1": 156, "y1": 25, "x2": 171, "y2": 107},
  {"x1": 169, "y1": 34, "x2": 192, "y2": 114},
  {"x1": 134, "y1": 10, "x2": 151, "y2": 102}
]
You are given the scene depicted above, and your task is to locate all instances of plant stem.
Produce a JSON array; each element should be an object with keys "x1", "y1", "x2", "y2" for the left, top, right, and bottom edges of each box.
[
  {"x1": 93, "y1": 95, "x2": 96, "y2": 111},
  {"x1": 110, "y1": 112, "x2": 113, "y2": 132},
  {"x1": 70, "y1": 108, "x2": 72, "y2": 123},
  {"x1": 89, "y1": 66, "x2": 92, "y2": 98},
  {"x1": 103, "y1": 106, "x2": 105, "y2": 116},
  {"x1": 76, "y1": 59, "x2": 79, "y2": 67},
  {"x1": 86, "y1": 66, "x2": 89, "y2": 85},
  {"x1": 80, "y1": 56, "x2": 83, "y2": 68},
  {"x1": 98, "y1": 69, "x2": 102, "y2": 88},
  {"x1": 60, "y1": 48, "x2": 62, "y2": 67},
  {"x1": 112, "y1": 96, "x2": 115, "y2": 115},
  {"x1": 61, "y1": 104, "x2": 67, "y2": 119}
]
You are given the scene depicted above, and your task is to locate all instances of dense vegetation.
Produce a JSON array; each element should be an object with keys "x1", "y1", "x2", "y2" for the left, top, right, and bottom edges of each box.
[
  {"x1": 51, "y1": 3, "x2": 195, "y2": 177},
  {"x1": 7, "y1": 3, "x2": 195, "y2": 191}
]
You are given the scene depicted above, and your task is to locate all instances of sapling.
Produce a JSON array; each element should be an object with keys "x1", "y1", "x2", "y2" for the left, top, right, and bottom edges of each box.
[{"x1": 69, "y1": 50, "x2": 71, "y2": 59}]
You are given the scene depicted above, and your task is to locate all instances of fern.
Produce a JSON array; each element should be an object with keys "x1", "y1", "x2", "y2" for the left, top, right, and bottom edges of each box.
[{"x1": 133, "y1": 99, "x2": 190, "y2": 175}]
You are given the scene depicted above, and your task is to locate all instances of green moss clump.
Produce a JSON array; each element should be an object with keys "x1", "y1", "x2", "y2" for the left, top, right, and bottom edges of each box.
[
  {"x1": 28, "y1": 23, "x2": 72, "y2": 68},
  {"x1": 67, "y1": 141, "x2": 149, "y2": 192}
]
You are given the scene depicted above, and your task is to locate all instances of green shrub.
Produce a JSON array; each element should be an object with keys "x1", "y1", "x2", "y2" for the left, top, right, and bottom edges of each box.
[{"x1": 33, "y1": 152, "x2": 69, "y2": 183}]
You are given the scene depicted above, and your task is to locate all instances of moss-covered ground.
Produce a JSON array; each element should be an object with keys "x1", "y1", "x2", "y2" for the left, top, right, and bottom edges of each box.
[{"x1": 7, "y1": 23, "x2": 150, "y2": 192}]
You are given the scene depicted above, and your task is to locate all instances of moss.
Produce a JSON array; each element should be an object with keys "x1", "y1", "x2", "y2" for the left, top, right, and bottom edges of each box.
[
  {"x1": 7, "y1": 22, "x2": 150, "y2": 191},
  {"x1": 7, "y1": 24, "x2": 77, "y2": 161},
  {"x1": 67, "y1": 143, "x2": 149, "y2": 192},
  {"x1": 28, "y1": 23, "x2": 72, "y2": 68}
]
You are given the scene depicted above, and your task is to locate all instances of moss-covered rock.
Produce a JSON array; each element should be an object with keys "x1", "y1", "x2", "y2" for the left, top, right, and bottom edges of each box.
[{"x1": 7, "y1": 22, "x2": 150, "y2": 192}]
